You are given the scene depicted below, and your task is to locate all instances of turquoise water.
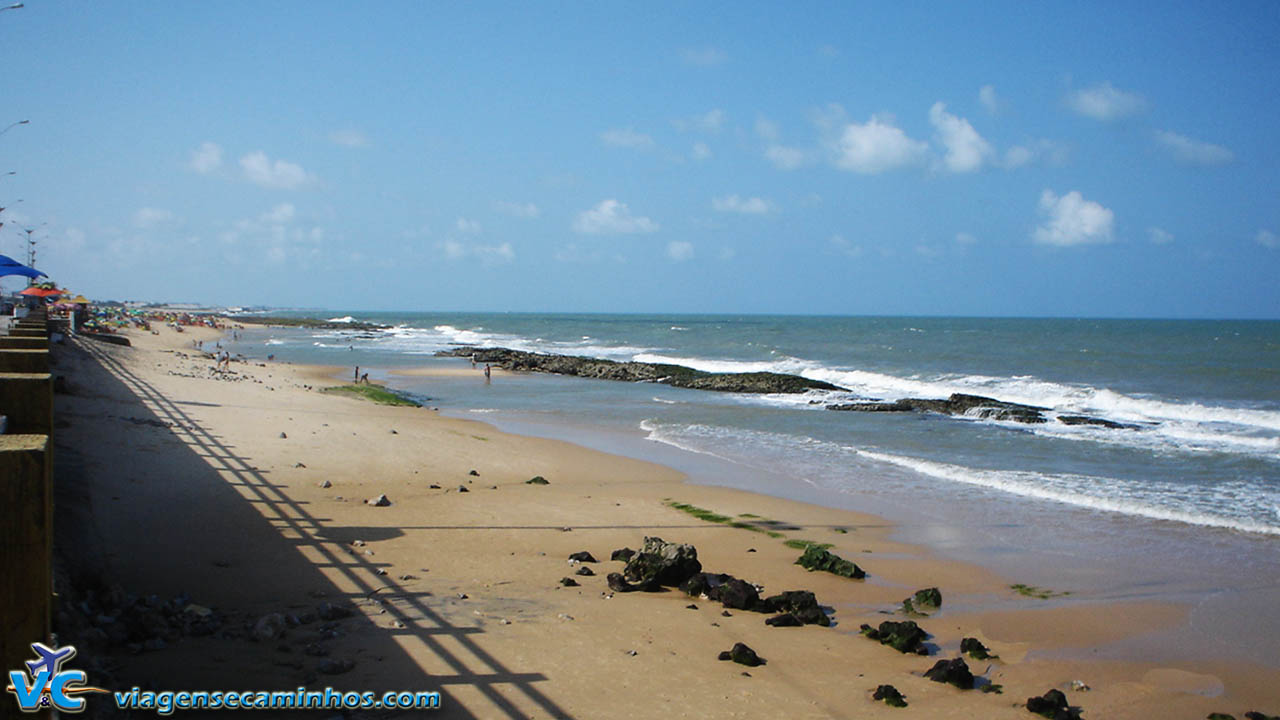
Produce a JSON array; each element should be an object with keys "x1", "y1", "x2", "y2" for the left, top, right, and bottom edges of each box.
[{"x1": 226, "y1": 312, "x2": 1280, "y2": 665}]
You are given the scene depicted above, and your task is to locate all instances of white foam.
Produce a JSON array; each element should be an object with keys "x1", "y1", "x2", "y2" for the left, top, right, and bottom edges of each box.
[
  {"x1": 858, "y1": 450, "x2": 1280, "y2": 537},
  {"x1": 326, "y1": 316, "x2": 357, "y2": 323}
]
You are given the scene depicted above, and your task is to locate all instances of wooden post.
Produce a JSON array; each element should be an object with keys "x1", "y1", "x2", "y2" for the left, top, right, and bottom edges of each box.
[
  {"x1": 0, "y1": 435, "x2": 52, "y2": 695},
  {"x1": 0, "y1": 338, "x2": 48, "y2": 350},
  {"x1": 0, "y1": 373, "x2": 53, "y2": 435},
  {"x1": 0, "y1": 350, "x2": 48, "y2": 374}
]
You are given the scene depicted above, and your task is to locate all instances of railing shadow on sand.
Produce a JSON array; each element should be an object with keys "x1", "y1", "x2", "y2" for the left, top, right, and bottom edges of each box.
[{"x1": 55, "y1": 337, "x2": 576, "y2": 719}]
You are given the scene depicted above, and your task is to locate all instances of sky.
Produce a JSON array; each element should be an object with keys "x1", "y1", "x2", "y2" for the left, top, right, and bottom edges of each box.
[{"x1": 1, "y1": 1, "x2": 1278, "y2": 318}]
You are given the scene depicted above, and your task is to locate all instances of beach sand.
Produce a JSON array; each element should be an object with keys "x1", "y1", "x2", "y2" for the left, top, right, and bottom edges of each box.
[{"x1": 48, "y1": 325, "x2": 1278, "y2": 718}]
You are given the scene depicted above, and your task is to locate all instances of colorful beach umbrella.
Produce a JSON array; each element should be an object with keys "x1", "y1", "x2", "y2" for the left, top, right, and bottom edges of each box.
[
  {"x1": 18, "y1": 286, "x2": 63, "y2": 297},
  {"x1": 0, "y1": 253, "x2": 47, "y2": 279}
]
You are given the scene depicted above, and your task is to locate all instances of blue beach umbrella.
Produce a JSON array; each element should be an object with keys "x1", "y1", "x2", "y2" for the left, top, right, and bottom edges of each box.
[{"x1": 0, "y1": 253, "x2": 47, "y2": 279}]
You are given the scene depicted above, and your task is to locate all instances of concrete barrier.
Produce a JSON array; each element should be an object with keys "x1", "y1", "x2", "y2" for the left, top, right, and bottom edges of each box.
[
  {"x1": 0, "y1": 434, "x2": 52, "y2": 690},
  {"x1": 0, "y1": 350, "x2": 49, "y2": 374},
  {"x1": 0, "y1": 338, "x2": 48, "y2": 350},
  {"x1": 0, "y1": 373, "x2": 52, "y2": 436}
]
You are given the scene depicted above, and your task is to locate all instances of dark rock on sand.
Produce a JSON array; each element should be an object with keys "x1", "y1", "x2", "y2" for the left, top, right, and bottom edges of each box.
[
  {"x1": 764, "y1": 613, "x2": 802, "y2": 627},
  {"x1": 606, "y1": 573, "x2": 635, "y2": 593},
  {"x1": 559, "y1": 577, "x2": 579, "y2": 587},
  {"x1": 1207, "y1": 714, "x2": 1236, "y2": 720},
  {"x1": 760, "y1": 591, "x2": 830, "y2": 627},
  {"x1": 316, "y1": 658, "x2": 355, "y2": 675},
  {"x1": 610, "y1": 547, "x2": 636, "y2": 562},
  {"x1": 1026, "y1": 689, "x2": 1081, "y2": 719},
  {"x1": 861, "y1": 620, "x2": 929, "y2": 655},
  {"x1": 873, "y1": 684, "x2": 908, "y2": 708},
  {"x1": 795, "y1": 545, "x2": 866, "y2": 579},
  {"x1": 709, "y1": 578, "x2": 760, "y2": 610},
  {"x1": 437, "y1": 346, "x2": 844, "y2": 394},
  {"x1": 924, "y1": 657, "x2": 975, "y2": 689},
  {"x1": 960, "y1": 637, "x2": 996, "y2": 660},
  {"x1": 1245, "y1": 713, "x2": 1280, "y2": 720},
  {"x1": 568, "y1": 551, "x2": 598, "y2": 563},
  {"x1": 623, "y1": 536, "x2": 702, "y2": 588},
  {"x1": 468, "y1": 469, "x2": 480, "y2": 476},
  {"x1": 902, "y1": 587, "x2": 942, "y2": 614},
  {"x1": 366, "y1": 494, "x2": 391, "y2": 507},
  {"x1": 315, "y1": 602, "x2": 354, "y2": 621},
  {"x1": 526, "y1": 475, "x2": 550, "y2": 485},
  {"x1": 575, "y1": 566, "x2": 595, "y2": 576},
  {"x1": 716, "y1": 642, "x2": 765, "y2": 667}
]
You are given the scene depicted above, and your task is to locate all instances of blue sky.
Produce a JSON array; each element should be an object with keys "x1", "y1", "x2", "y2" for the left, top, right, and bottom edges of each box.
[{"x1": 1, "y1": 1, "x2": 1278, "y2": 317}]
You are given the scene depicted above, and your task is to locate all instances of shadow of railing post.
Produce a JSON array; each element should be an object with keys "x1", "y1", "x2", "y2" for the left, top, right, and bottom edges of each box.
[{"x1": 71, "y1": 338, "x2": 576, "y2": 719}]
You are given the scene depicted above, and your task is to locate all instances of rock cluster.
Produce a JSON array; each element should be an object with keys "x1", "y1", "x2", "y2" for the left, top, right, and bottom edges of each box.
[
  {"x1": 437, "y1": 347, "x2": 843, "y2": 394},
  {"x1": 1025, "y1": 689, "x2": 1081, "y2": 719},
  {"x1": 860, "y1": 620, "x2": 929, "y2": 655},
  {"x1": 717, "y1": 642, "x2": 765, "y2": 667},
  {"x1": 828, "y1": 392, "x2": 1139, "y2": 430},
  {"x1": 795, "y1": 545, "x2": 866, "y2": 579},
  {"x1": 901, "y1": 587, "x2": 941, "y2": 615},
  {"x1": 873, "y1": 684, "x2": 908, "y2": 708},
  {"x1": 960, "y1": 637, "x2": 996, "y2": 660},
  {"x1": 923, "y1": 657, "x2": 975, "y2": 689}
]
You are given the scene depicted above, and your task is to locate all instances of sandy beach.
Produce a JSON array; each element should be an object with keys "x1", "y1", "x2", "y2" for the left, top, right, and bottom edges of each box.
[{"x1": 48, "y1": 325, "x2": 1279, "y2": 719}]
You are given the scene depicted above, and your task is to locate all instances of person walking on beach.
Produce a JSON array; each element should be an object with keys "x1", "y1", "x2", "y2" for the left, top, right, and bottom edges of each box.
[
  {"x1": 483, "y1": 363, "x2": 491, "y2": 383},
  {"x1": 354, "y1": 365, "x2": 360, "y2": 382}
]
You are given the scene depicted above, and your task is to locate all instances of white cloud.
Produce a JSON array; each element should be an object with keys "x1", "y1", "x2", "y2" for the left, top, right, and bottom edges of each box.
[
  {"x1": 929, "y1": 102, "x2": 993, "y2": 173},
  {"x1": 1067, "y1": 82, "x2": 1145, "y2": 120},
  {"x1": 755, "y1": 117, "x2": 779, "y2": 141},
  {"x1": 666, "y1": 241, "x2": 694, "y2": 261},
  {"x1": 134, "y1": 207, "x2": 175, "y2": 229},
  {"x1": 1154, "y1": 130, "x2": 1234, "y2": 166},
  {"x1": 1002, "y1": 139, "x2": 1069, "y2": 169},
  {"x1": 712, "y1": 195, "x2": 774, "y2": 214},
  {"x1": 1033, "y1": 189, "x2": 1115, "y2": 246},
  {"x1": 600, "y1": 128, "x2": 655, "y2": 149},
  {"x1": 1257, "y1": 230, "x2": 1279, "y2": 249},
  {"x1": 830, "y1": 115, "x2": 928, "y2": 174},
  {"x1": 979, "y1": 85, "x2": 999, "y2": 115},
  {"x1": 262, "y1": 203, "x2": 295, "y2": 224},
  {"x1": 573, "y1": 199, "x2": 658, "y2": 235},
  {"x1": 495, "y1": 201, "x2": 540, "y2": 218},
  {"x1": 328, "y1": 129, "x2": 369, "y2": 148},
  {"x1": 1147, "y1": 227, "x2": 1174, "y2": 245},
  {"x1": 691, "y1": 142, "x2": 712, "y2": 161},
  {"x1": 828, "y1": 234, "x2": 862, "y2": 258},
  {"x1": 717, "y1": 247, "x2": 736, "y2": 261},
  {"x1": 240, "y1": 151, "x2": 313, "y2": 189},
  {"x1": 676, "y1": 109, "x2": 725, "y2": 133},
  {"x1": 456, "y1": 217, "x2": 482, "y2": 234},
  {"x1": 681, "y1": 47, "x2": 727, "y2": 66},
  {"x1": 189, "y1": 142, "x2": 223, "y2": 174},
  {"x1": 437, "y1": 239, "x2": 514, "y2": 263},
  {"x1": 955, "y1": 232, "x2": 978, "y2": 245},
  {"x1": 765, "y1": 145, "x2": 807, "y2": 170}
]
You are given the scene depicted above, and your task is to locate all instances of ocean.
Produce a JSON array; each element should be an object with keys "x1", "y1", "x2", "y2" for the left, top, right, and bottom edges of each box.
[{"x1": 224, "y1": 312, "x2": 1280, "y2": 666}]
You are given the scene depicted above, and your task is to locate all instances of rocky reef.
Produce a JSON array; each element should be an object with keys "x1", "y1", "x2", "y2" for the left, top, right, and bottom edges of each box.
[{"x1": 436, "y1": 346, "x2": 843, "y2": 394}]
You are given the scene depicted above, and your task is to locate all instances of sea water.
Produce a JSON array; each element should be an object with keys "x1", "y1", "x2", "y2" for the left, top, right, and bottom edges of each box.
[{"x1": 225, "y1": 313, "x2": 1280, "y2": 666}]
